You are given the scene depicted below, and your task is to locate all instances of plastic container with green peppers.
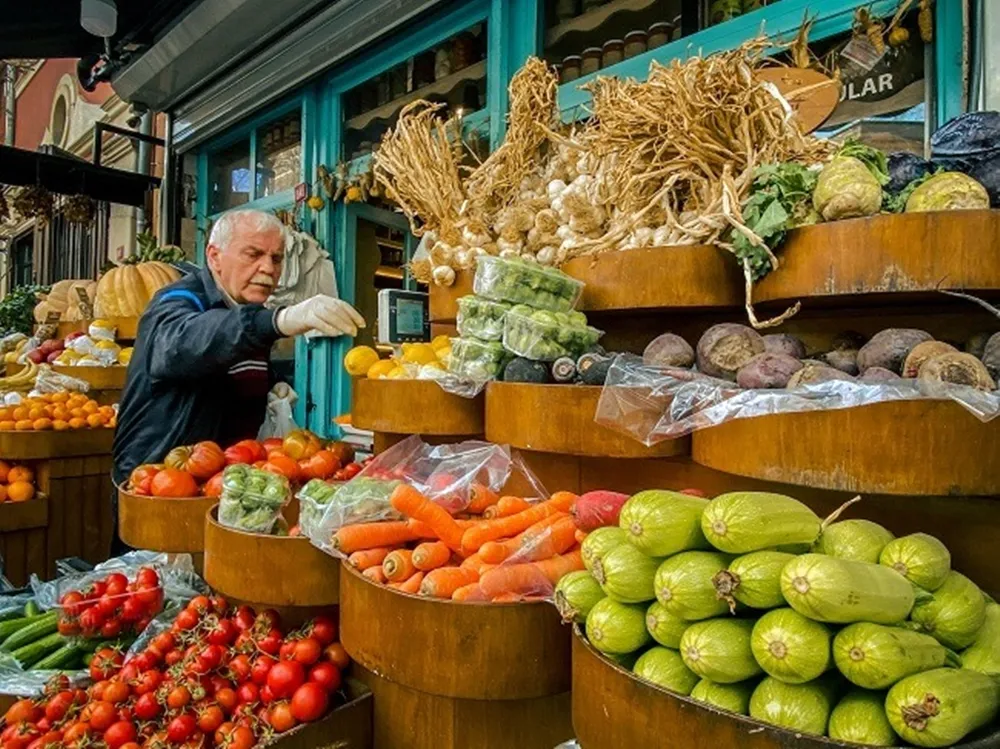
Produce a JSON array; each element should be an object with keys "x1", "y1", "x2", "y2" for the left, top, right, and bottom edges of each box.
[
  {"x1": 456, "y1": 295, "x2": 510, "y2": 341},
  {"x1": 503, "y1": 307, "x2": 603, "y2": 362},
  {"x1": 218, "y1": 464, "x2": 291, "y2": 534},
  {"x1": 448, "y1": 337, "x2": 509, "y2": 379},
  {"x1": 473, "y1": 255, "x2": 584, "y2": 312}
]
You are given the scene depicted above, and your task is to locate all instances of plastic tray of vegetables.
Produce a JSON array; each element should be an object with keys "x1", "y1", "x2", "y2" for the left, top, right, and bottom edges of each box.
[
  {"x1": 448, "y1": 337, "x2": 509, "y2": 380},
  {"x1": 473, "y1": 255, "x2": 583, "y2": 312},
  {"x1": 456, "y1": 295, "x2": 510, "y2": 342},
  {"x1": 218, "y1": 464, "x2": 291, "y2": 534},
  {"x1": 503, "y1": 306, "x2": 603, "y2": 362}
]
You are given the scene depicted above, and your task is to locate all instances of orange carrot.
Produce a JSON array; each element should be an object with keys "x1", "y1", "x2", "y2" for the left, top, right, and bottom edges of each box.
[
  {"x1": 466, "y1": 482, "x2": 498, "y2": 514},
  {"x1": 534, "y1": 549, "x2": 584, "y2": 583},
  {"x1": 383, "y1": 549, "x2": 416, "y2": 582},
  {"x1": 334, "y1": 522, "x2": 419, "y2": 554},
  {"x1": 574, "y1": 529, "x2": 588, "y2": 544},
  {"x1": 479, "y1": 549, "x2": 584, "y2": 599},
  {"x1": 496, "y1": 495, "x2": 531, "y2": 517},
  {"x1": 478, "y1": 541, "x2": 513, "y2": 565},
  {"x1": 392, "y1": 485, "x2": 464, "y2": 548},
  {"x1": 472, "y1": 512, "x2": 568, "y2": 564},
  {"x1": 509, "y1": 515, "x2": 578, "y2": 563},
  {"x1": 390, "y1": 571, "x2": 424, "y2": 594},
  {"x1": 459, "y1": 553, "x2": 486, "y2": 574},
  {"x1": 420, "y1": 566, "x2": 479, "y2": 598},
  {"x1": 460, "y1": 497, "x2": 573, "y2": 555},
  {"x1": 452, "y1": 583, "x2": 488, "y2": 602},
  {"x1": 412, "y1": 541, "x2": 451, "y2": 571},
  {"x1": 362, "y1": 565, "x2": 387, "y2": 584},
  {"x1": 347, "y1": 547, "x2": 393, "y2": 571},
  {"x1": 548, "y1": 491, "x2": 578, "y2": 512}
]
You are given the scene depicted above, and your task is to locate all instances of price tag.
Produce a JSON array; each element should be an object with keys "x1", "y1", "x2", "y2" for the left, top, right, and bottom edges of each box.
[
  {"x1": 294, "y1": 182, "x2": 309, "y2": 204},
  {"x1": 75, "y1": 286, "x2": 94, "y2": 320},
  {"x1": 45, "y1": 310, "x2": 61, "y2": 324}
]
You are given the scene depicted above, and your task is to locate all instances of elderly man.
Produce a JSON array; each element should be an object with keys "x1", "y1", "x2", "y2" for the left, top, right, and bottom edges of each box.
[{"x1": 112, "y1": 209, "x2": 364, "y2": 494}]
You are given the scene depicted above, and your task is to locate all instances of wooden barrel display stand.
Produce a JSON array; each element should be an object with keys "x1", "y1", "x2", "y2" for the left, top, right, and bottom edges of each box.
[
  {"x1": 203, "y1": 507, "x2": 339, "y2": 625},
  {"x1": 118, "y1": 488, "x2": 215, "y2": 570},
  {"x1": 352, "y1": 378, "x2": 484, "y2": 440},
  {"x1": 339, "y1": 563, "x2": 573, "y2": 749},
  {"x1": 0, "y1": 429, "x2": 114, "y2": 584}
]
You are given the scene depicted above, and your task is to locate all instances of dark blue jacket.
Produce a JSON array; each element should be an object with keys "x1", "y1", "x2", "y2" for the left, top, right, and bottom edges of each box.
[{"x1": 112, "y1": 266, "x2": 284, "y2": 485}]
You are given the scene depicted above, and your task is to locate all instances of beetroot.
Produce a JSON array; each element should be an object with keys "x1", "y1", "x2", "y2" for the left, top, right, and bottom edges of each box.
[{"x1": 572, "y1": 490, "x2": 630, "y2": 531}]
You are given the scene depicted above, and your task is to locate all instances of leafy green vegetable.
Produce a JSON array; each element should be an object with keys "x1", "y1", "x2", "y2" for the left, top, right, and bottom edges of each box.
[
  {"x1": 0, "y1": 285, "x2": 49, "y2": 336},
  {"x1": 837, "y1": 140, "x2": 889, "y2": 186},
  {"x1": 884, "y1": 171, "x2": 935, "y2": 213}
]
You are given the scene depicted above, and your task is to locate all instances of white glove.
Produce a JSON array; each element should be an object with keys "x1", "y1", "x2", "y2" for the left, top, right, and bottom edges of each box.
[{"x1": 276, "y1": 295, "x2": 366, "y2": 338}]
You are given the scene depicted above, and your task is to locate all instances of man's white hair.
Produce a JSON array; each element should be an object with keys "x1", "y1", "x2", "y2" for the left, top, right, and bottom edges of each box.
[{"x1": 208, "y1": 209, "x2": 285, "y2": 251}]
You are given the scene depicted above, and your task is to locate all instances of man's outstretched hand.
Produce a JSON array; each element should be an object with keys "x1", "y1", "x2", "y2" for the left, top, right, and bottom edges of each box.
[{"x1": 276, "y1": 296, "x2": 366, "y2": 338}]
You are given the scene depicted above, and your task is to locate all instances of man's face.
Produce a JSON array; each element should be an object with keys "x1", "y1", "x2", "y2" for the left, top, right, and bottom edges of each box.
[{"x1": 206, "y1": 222, "x2": 284, "y2": 304}]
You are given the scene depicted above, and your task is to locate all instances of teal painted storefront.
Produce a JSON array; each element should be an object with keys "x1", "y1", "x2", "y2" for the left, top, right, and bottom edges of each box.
[{"x1": 192, "y1": 0, "x2": 967, "y2": 437}]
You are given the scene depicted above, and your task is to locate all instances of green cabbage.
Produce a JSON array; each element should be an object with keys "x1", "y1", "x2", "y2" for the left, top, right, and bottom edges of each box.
[
  {"x1": 961, "y1": 602, "x2": 1000, "y2": 676},
  {"x1": 814, "y1": 519, "x2": 894, "y2": 564},
  {"x1": 593, "y1": 543, "x2": 659, "y2": 604},
  {"x1": 905, "y1": 171, "x2": 990, "y2": 212},
  {"x1": 910, "y1": 571, "x2": 987, "y2": 650},
  {"x1": 554, "y1": 571, "x2": 604, "y2": 623},
  {"x1": 780, "y1": 554, "x2": 916, "y2": 624},
  {"x1": 701, "y1": 492, "x2": 820, "y2": 554},
  {"x1": 879, "y1": 533, "x2": 951, "y2": 591},
  {"x1": 749, "y1": 675, "x2": 839, "y2": 736},
  {"x1": 690, "y1": 679, "x2": 755, "y2": 715},
  {"x1": 632, "y1": 646, "x2": 700, "y2": 695},
  {"x1": 585, "y1": 597, "x2": 650, "y2": 655},
  {"x1": 813, "y1": 155, "x2": 883, "y2": 220},
  {"x1": 714, "y1": 551, "x2": 794, "y2": 612},
  {"x1": 680, "y1": 619, "x2": 762, "y2": 684},
  {"x1": 646, "y1": 601, "x2": 690, "y2": 649},
  {"x1": 655, "y1": 551, "x2": 733, "y2": 621},
  {"x1": 582, "y1": 527, "x2": 627, "y2": 575},
  {"x1": 619, "y1": 490, "x2": 710, "y2": 557},
  {"x1": 886, "y1": 668, "x2": 1000, "y2": 747},
  {"x1": 828, "y1": 689, "x2": 899, "y2": 746},
  {"x1": 751, "y1": 608, "x2": 831, "y2": 685},
  {"x1": 833, "y1": 622, "x2": 955, "y2": 689}
]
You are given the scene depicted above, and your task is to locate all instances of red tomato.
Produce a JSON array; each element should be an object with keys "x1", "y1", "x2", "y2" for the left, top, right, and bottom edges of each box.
[
  {"x1": 103, "y1": 721, "x2": 137, "y2": 749},
  {"x1": 307, "y1": 616, "x2": 337, "y2": 645},
  {"x1": 259, "y1": 685, "x2": 275, "y2": 705},
  {"x1": 120, "y1": 596, "x2": 145, "y2": 622},
  {"x1": 105, "y1": 572, "x2": 128, "y2": 595},
  {"x1": 100, "y1": 618, "x2": 123, "y2": 639},
  {"x1": 290, "y1": 682, "x2": 329, "y2": 723},
  {"x1": 233, "y1": 439, "x2": 267, "y2": 463},
  {"x1": 89, "y1": 649, "x2": 123, "y2": 681},
  {"x1": 279, "y1": 640, "x2": 296, "y2": 661},
  {"x1": 218, "y1": 724, "x2": 254, "y2": 749},
  {"x1": 323, "y1": 642, "x2": 351, "y2": 670},
  {"x1": 88, "y1": 701, "x2": 118, "y2": 731},
  {"x1": 165, "y1": 649, "x2": 184, "y2": 667},
  {"x1": 266, "y1": 660, "x2": 305, "y2": 699},
  {"x1": 267, "y1": 701, "x2": 298, "y2": 733},
  {"x1": 197, "y1": 705, "x2": 225, "y2": 734},
  {"x1": 4, "y1": 700, "x2": 41, "y2": 724},
  {"x1": 166, "y1": 686, "x2": 191, "y2": 710},
  {"x1": 235, "y1": 682, "x2": 259, "y2": 705},
  {"x1": 291, "y1": 638, "x2": 322, "y2": 666},
  {"x1": 256, "y1": 629, "x2": 283, "y2": 655},
  {"x1": 132, "y1": 693, "x2": 161, "y2": 721},
  {"x1": 233, "y1": 606, "x2": 256, "y2": 631},
  {"x1": 101, "y1": 680, "x2": 130, "y2": 705},
  {"x1": 166, "y1": 714, "x2": 197, "y2": 743},
  {"x1": 206, "y1": 617, "x2": 236, "y2": 646},
  {"x1": 308, "y1": 662, "x2": 342, "y2": 693},
  {"x1": 195, "y1": 644, "x2": 224, "y2": 672},
  {"x1": 136, "y1": 567, "x2": 159, "y2": 587},
  {"x1": 174, "y1": 608, "x2": 199, "y2": 631},
  {"x1": 43, "y1": 691, "x2": 74, "y2": 722},
  {"x1": 150, "y1": 468, "x2": 199, "y2": 498},
  {"x1": 188, "y1": 595, "x2": 211, "y2": 615},
  {"x1": 228, "y1": 654, "x2": 252, "y2": 683},
  {"x1": 127, "y1": 465, "x2": 160, "y2": 495},
  {"x1": 60, "y1": 590, "x2": 85, "y2": 617},
  {"x1": 79, "y1": 606, "x2": 105, "y2": 634},
  {"x1": 210, "y1": 595, "x2": 228, "y2": 614},
  {"x1": 262, "y1": 455, "x2": 300, "y2": 483},
  {"x1": 298, "y1": 450, "x2": 340, "y2": 480},
  {"x1": 129, "y1": 651, "x2": 155, "y2": 673},
  {"x1": 28, "y1": 730, "x2": 62, "y2": 749},
  {"x1": 151, "y1": 631, "x2": 176, "y2": 652},
  {"x1": 261, "y1": 438, "x2": 284, "y2": 456},
  {"x1": 223, "y1": 444, "x2": 256, "y2": 466},
  {"x1": 215, "y1": 687, "x2": 238, "y2": 715},
  {"x1": 134, "y1": 670, "x2": 163, "y2": 696}
]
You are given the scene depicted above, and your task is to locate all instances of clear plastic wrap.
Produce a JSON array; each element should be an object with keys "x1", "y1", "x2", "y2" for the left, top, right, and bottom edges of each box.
[
  {"x1": 33, "y1": 365, "x2": 91, "y2": 394},
  {"x1": 218, "y1": 464, "x2": 292, "y2": 534},
  {"x1": 503, "y1": 307, "x2": 603, "y2": 362},
  {"x1": 473, "y1": 255, "x2": 583, "y2": 311},
  {"x1": 594, "y1": 354, "x2": 1000, "y2": 446},
  {"x1": 448, "y1": 336, "x2": 509, "y2": 380},
  {"x1": 456, "y1": 295, "x2": 510, "y2": 341}
]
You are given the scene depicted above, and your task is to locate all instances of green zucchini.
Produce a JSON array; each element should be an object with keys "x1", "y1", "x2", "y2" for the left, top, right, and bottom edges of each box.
[
  {"x1": 0, "y1": 611, "x2": 57, "y2": 645},
  {"x1": 24, "y1": 601, "x2": 40, "y2": 617},
  {"x1": 0, "y1": 611, "x2": 59, "y2": 652},
  {"x1": 12, "y1": 632, "x2": 65, "y2": 668},
  {"x1": 34, "y1": 642, "x2": 86, "y2": 671}
]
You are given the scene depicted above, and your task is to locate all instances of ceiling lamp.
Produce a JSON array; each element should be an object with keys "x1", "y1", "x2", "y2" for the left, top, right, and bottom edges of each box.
[{"x1": 80, "y1": 0, "x2": 118, "y2": 38}]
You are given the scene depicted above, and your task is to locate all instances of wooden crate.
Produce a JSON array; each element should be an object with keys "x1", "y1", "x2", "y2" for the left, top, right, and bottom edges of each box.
[{"x1": 0, "y1": 495, "x2": 49, "y2": 587}]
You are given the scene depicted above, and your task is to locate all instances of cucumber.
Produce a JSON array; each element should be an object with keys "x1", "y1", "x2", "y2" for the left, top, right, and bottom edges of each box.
[
  {"x1": 0, "y1": 611, "x2": 59, "y2": 652},
  {"x1": 0, "y1": 611, "x2": 57, "y2": 645},
  {"x1": 24, "y1": 601, "x2": 40, "y2": 617},
  {"x1": 34, "y1": 642, "x2": 85, "y2": 671},
  {"x1": 12, "y1": 632, "x2": 65, "y2": 668},
  {"x1": 0, "y1": 606, "x2": 25, "y2": 622}
]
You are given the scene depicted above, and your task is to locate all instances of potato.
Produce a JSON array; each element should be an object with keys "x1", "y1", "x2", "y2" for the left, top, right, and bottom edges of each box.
[
  {"x1": 736, "y1": 353, "x2": 803, "y2": 389},
  {"x1": 856, "y1": 328, "x2": 933, "y2": 374},
  {"x1": 918, "y1": 352, "x2": 995, "y2": 391},
  {"x1": 787, "y1": 362, "x2": 855, "y2": 388},
  {"x1": 965, "y1": 331, "x2": 993, "y2": 359},
  {"x1": 859, "y1": 366, "x2": 902, "y2": 383},
  {"x1": 696, "y1": 323, "x2": 765, "y2": 381},
  {"x1": 820, "y1": 348, "x2": 859, "y2": 375},
  {"x1": 643, "y1": 333, "x2": 695, "y2": 368},
  {"x1": 762, "y1": 334, "x2": 806, "y2": 359},
  {"x1": 832, "y1": 330, "x2": 867, "y2": 351},
  {"x1": 901, "y1": 340, "x2": 957, "y2": 377},
  {"x1": 982, "y1": 332, "x2": 1000, "y2": 383}
]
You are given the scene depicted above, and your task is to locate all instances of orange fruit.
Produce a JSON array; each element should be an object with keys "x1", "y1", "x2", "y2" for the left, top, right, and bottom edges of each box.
[
  {"x1": 68, "y1": 417, "x2": 86, "y2": 430},
  {"x1": 27, "y1": 407, "x2": 44, "y2": 421},
  {"x1": 0, "y1": 408, "x2": 10, "y2": 421},
  {"x1": 14, "y1": 420, "x2": 33, "y2": 431},
  {"x1": 0, "y1": 421, "x2": 14, "y2": 432},
  {"x1": 108, "y1": 417, "x2": 117, "y2": 428},
  {"x1": 0, "y1": 485, "x2": 7, "y2": 502},
  {"x1": 7, "y1": 482, "x2": 34, "y2": 502},
  {"x1": 51, "y1": 392, "x2": 69, "y2": 403},
  {"x1": 86, "y1": 413, "x2": 105, "y2": 428},
  {"x1": 82, "y1": 402, "x2": 99, "y2": 416},
  {"x1": 32, "y1": 418, "x2": 53, "y2": 431},
  {"x1": 51, "y1": 406, "x2": 69, "y2": 421},
  {"x1": 0, "y1": 460, "x2": 8, "y2": 482},
  {"x1": 12, "y1": 407, "x2": 28, "y2": 421},
  {"x1": 69, "y1": 408, "x2": 85, "y2": 419},
  {"x1": 8, "y1": 466, "x2": 32, "y2": 483},
  {"x1": 39, "y1": 393, "x2": 53, "y2": 403},
  {"x1": 53, "y1": 420, "x2": 70, "y2": 432}
]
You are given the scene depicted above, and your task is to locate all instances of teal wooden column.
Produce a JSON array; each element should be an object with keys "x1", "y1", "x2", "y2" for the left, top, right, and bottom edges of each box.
[
  {"x1": 934, "y1": 0, "x2": 966, "y2": 127},
  {"x1": 488, "y1": 0, "x2": 543, "y2": 146}
]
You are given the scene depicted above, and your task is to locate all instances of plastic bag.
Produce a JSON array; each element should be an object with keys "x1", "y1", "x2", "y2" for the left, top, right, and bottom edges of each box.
[
  {"x1": 218, "y1": 464, "x2": 292, "y2": 534},
  {"x1": 0, "y1": 332, "x2": 27, "y2": 354},
  {"x1": 503, "y1": 308, "x2": 602, "y2": 362},
  {"x1": 88, "y1": 321, "x2": 117, "y2": 341},
  {"x1": 257, "y1": 382, "x2": 299, "y2": 440},
  {"x1": 33, "y1": 365, "x2": 90, "y2": 394},
  {"x1": 594, "y1": 354, "x2": 1000, "y2": 446},
  {"x1": 474, "y1": 255, "x2": 583, "y2": 311},
  {"x1": 456, "y1": 296, "x2": 510, "y2": 341}
]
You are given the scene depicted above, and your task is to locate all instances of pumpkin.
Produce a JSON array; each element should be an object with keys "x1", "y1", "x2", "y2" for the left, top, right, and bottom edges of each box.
[
  {"x1": 164, "y1": 441, "x2": 226, "y2": 480},
  {"x1": 282, "y1": 429, "x2": 322, "y2": 460},
  {"x1": 128, "y1": 464, "x2": 162, "y2": 495},
  {"x1": 33, "y1": 301, "x2": 56, "y2": 324},
  {"x1": 298, "y1": 450, "x2": 340, "y2": 481},
  {"x1": 150, "y1": 468, "x2": 199, "y2": 498},
  {"x1": 94, "y1": 261, "x2": 181, "y2": 318}
]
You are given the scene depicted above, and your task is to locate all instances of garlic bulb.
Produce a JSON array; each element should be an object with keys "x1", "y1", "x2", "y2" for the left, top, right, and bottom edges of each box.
[
  {"x1": 534, "y1": 209, "x2": 559, "y2": 234},
  {"x1": 555, "y1": 245, "x2": 570, "y2": 264},
  {"x1": 462, "y1": 225, "x2": 491, "y2": 248},
  {"x1": 633, "y1": 227, "x2": 654, "y2": 246},
  {"x1": 497, "y1": 238, "x2": 524, "y2": 255},
  {"x1": 511, "y1": 205, "x2": 535, "y2": 232},
  {"x1": 499, "y1": 248, "x2": 520, "y2": 259},
  {"x1": 547, "y1": 179, "x2": 568, "y2": 201},
  {"x1": 526, "y1": 227, "x2": 542, "y2": 249},
  {"x1": 440, "y1": 226, "x2": 462, "y2": 246},
  {"x1": 551, "y1": 196, "x2": 565, "y2": 217},
  {"x1": 432, "y1": 265, "x2": 456, "y2": 287},
  {"x1": 536, "y1": 246, "x2": 557, "y2": 265},
  {"x1": 454, "y1": 250, "x2": 472, "y2": 269},
  {"x1": 520, "y1": 253, "x2": 537, "y2": 263},
  {"x1": 429, "y1": 241, "x2": 454, "y2": 265},
  {"x1": 499, "y1": 223, "x2": 523, "y2": 243},
  {"x1": 555, "y1": 224, "x2": 574, "y2": 241},
  {"x1": 652, "y1": 226, "x2": 672, "y2": 247}
]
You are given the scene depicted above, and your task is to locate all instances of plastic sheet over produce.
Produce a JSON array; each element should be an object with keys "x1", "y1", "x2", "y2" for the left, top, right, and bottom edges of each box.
[{"x1": 594, "y1": 354, "x2": 1000, "y2": 446}]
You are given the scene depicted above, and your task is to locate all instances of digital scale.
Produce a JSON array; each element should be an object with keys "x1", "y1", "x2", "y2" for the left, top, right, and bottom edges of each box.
[{"x1": 377, "y1": 289, "x2": 430, "y2": 345}]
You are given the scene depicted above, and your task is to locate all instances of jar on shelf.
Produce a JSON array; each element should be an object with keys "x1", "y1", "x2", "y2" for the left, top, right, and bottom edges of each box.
[
  {"x1": 602, "y1": 39, "x2": 624, "y2": 68},
  {"x1": 562, "y1": 55, "x2": 582, "y2": 82},
  {"x1": 581, "y1": 0, "x2": 605, "y2": 12},
  {"x1": 581, "y1": 47, "x2": 602, "y2": 75},
  {"x1": 624, "y1": 30, "x2": 648, "y2": 58},
  {"x1": 555, "y1": 0, "x2": 578, "y2": 22},
  {"x1": 434, "y1": 47, "x2": 452, "y2": 80},
  {"x1": 647, "y1": 21, "x2": 673, "y2": 49},
  {"x1": 451, "y1": 32, "x2": 475, "y2": 71},
  {"x1": 413, "y1": 50, "x2": 435, "y2": 89}
]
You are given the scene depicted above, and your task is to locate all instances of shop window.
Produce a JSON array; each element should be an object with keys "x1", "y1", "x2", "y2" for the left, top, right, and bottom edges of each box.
[
  {"x1": 257, "y1": 109, "x2": 302, "y2": 198},
  {"x1": 209, "y1": 140, "x2": 251, "y2": 213},
  {"x1": 353, "y1": 220, "x2": 409, "y2": 350},
  {"x1": 342, "y1": 22, "x2": 488, "y2": 161}
]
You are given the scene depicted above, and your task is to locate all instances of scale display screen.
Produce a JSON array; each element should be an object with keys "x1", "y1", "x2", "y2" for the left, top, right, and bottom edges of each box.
[{"x1": 377, "y1": 289, "x2": 430, "y2": 344}]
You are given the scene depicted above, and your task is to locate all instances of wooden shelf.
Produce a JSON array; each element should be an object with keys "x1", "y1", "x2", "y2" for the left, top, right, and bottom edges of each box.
[
  {"x1": 546, "y1": 0, "x2": 660, "y2": 47},
  {"x1": 0, "y1": 428, "x2": 114, "y2": 461},
  {"x1": 118, "y1": 488, "x2": 214, "y2": 554},
  {"x1": 486, "y1": 383, "x2": 689, "y2": 458},
  {"x1": 345, "y1": 60, "x2": 486, "y2": 132},
  {"x1": 0, "y1": 495, "x2": 48, "y2": 533},
  {"x1": 755, "y1": 210, "x2": 1000, "y2": 305},
  {"x1": 691, "y1": 400, "x2": 1000, "y2": 496},
  {"x1": 429, "y1": 269, "x2": 474, "y2": 322},
  {"x1": 352, "y1": 378, "x2": 484, "y2": 436}
]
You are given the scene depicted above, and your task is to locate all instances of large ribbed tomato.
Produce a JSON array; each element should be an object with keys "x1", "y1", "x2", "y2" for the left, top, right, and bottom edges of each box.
[
  {"x1": 281, "y1": 430, "x2": 321, "y2": 460},
  {"x1": 128, "y1": 465, "x2": 162, "y2": 495},
  {"x1": 202, "y1": 471, "x2": 224, "y2": 498},
  {"x1": 298, "y1": 450, "x2": 339, "y2": 481},
  {"x1": 165, "y1": 441, "x2": 225, "y2": 480},
  {"x1": 150, "y1": 468, "x2": 199, "y2": 498}
]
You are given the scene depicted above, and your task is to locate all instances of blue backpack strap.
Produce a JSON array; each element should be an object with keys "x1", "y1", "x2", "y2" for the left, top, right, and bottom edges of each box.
[{"x1": 159, "y1": 289, "x2": 206, "y2": 313}]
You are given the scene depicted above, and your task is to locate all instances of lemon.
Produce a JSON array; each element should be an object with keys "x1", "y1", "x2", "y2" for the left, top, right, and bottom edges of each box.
[
  {"x1": 344, "y1": 346, "x2": 380, "y2": 376},
  {"x1": 118, "y1": 347, "x2": 134, "y2": 365},
  {"x1": 386, "y1": 366, "x2": 409, "y2": 379},
  {"x1": 402, "y1": 343, "x2": 439, "y2": 365},
  {"x1": 431, "y1": 334, "x2": 452, "y2": 351},
  {"x1": 435, "y1": 345, "x2": 451, "y2": 362},
  {"x1": 366, "y1": 359, "x2": 396, "y2": 379}
]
